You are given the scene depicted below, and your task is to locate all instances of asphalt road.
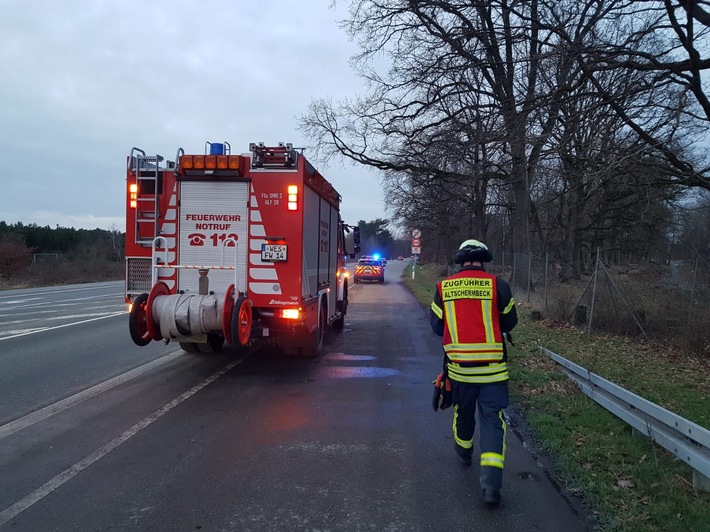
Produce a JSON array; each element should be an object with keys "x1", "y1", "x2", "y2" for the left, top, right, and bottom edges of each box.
[{"x1": 0, "y1": 265, "x2": 588, "y2": 531}]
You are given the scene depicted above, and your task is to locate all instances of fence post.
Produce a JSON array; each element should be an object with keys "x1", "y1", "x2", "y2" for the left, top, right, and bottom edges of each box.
[
  {"x1": 544, "y1": 252, "x2": 549, "y2": 310},
  {"x1": 689, "y1": 256, "x2": 698, "y2": 311},
  {"x1": 527, "y1": 252, "x2": 532, "y2": 302},
  {"x1": 587, "y1": 248, "x2": 601, "y2": 335}
]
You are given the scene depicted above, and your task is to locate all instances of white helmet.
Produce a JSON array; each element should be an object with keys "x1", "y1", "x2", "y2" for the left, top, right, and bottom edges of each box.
[{"x1": 454, "y1": 239, "x2": 493, "y2": 264}]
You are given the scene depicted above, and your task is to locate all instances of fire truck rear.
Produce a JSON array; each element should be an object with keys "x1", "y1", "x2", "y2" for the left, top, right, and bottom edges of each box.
[{"x1": 125, "y1": 141, "x2": 359, "y2": 356}]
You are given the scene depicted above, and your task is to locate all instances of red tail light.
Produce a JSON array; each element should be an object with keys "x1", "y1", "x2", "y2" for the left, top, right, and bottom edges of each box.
[{"x1": 279, "y1": 308, "x2": 301, "y2": 320}]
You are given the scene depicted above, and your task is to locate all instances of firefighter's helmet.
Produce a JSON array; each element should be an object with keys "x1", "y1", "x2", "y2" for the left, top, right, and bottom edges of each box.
[{"x1": 454, "y1": 239, "x2": 493, "y2": 264}]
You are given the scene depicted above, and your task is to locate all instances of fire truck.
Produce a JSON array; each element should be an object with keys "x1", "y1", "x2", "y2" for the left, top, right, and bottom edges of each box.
[{"x1": 125, "y1": 141, "x2": 359, "y2": 356}]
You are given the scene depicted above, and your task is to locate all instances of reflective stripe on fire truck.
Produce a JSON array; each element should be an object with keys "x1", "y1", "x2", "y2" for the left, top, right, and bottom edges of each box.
[{"x1": 247, "y1": 185, "x2": 282, "y2": 295}]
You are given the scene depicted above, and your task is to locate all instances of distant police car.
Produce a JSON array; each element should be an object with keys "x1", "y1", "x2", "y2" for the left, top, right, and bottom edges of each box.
[{"x1": 353, "y1": 258, "x2": 385, "y2": 284}]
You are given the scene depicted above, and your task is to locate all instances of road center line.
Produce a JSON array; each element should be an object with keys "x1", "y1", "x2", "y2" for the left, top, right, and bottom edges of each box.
[
  {"x1": 0, "y1": 312, "x2": 126, "y2": 342},
  {"x1": 0, "y1": 351, "x2": 183, "y2": 440},
  {"x1": 0, "y1": 357, "x2": 246, "y2": 527}
]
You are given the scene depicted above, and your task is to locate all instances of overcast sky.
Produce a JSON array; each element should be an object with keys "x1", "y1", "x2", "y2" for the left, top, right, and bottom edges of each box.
[{"x1": 0, "y1": 0, "x2": 386, "y2": 231}]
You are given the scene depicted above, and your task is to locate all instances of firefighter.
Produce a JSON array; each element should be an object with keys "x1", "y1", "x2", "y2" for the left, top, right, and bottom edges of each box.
[{"x1": 430, "y1": 239, "x2": 518, "y2": 506}]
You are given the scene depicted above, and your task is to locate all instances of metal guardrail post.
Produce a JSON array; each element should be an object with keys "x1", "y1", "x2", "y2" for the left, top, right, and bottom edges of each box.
[{"x1": 540, "y1": 347, "x2": 710, "y2": 492}]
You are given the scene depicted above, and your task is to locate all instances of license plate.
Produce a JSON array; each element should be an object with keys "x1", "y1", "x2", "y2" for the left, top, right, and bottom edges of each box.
[{"x1": 261, "y1": 244, "x2": 287, "y2": 262}]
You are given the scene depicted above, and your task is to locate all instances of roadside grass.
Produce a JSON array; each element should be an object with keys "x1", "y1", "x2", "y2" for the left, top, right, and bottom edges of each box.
[
  {"x1": 404, "y1": 262, "x2": 710, "y2": 532},
  {"x1": 0, "y1": 258, "x2": 123, "y2": 290}
]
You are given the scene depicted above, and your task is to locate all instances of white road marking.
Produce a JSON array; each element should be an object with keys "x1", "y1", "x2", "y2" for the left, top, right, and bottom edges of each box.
[
  {"x1": 0, "y1": 298, "x2": 42, "y2": 305},
  {"x1": 0, "y1": 312, "x2": 126, "y2": 341},
  {"x1": 42, "y1": 312, "x2": 126, "y2": 322},
  {"x1": 0, "y1": 352, "x2": 183, "y2": 440},
  {"x1": 0, "y1": 327, "x2": 49, "y2": 336},
  {"x1": 0, "y1": 292, "x2": 124, "y2": 311},
  {"x1": 0, "y1": 357, "x2": 246, "y2": 526},
  {"x1": 0, "y1": 306, "x2": 125, "y2": 325},
  {"x1": 0, "y1": 282, "x2": 122, "y2": 300}
]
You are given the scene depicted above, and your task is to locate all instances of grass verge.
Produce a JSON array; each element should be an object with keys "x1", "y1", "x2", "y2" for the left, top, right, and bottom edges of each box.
[{"x1": 404, "y1": 262, "x2": 710, "y2": 532}]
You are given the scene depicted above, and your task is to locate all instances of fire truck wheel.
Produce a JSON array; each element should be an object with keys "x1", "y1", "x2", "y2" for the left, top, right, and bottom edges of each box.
[
  {"x1": 179, "y1": 342, "x2": 199, "y2": 353},
  {"x1": 332, "y1": 284, "x2": 348, "y2": 330},
  {"x1": 146, "y1": 281, "x2": 170, "y2": 341},
  {"x1": 222, "y1": 284, "x2": 236, "y2": 345},
  {"x1": 331, "y1": 313, "x2": 344, "y2": 330},
  {"x1": 301, "y1": 301, "x2": 326, "y2": 357},
  {"x1": 197, "y1": 334, "x2": 225, "y2": 353},
  {"x1": 129, "y1": 293, "x2": 152, "y2": 347},
  {"x1": 231, "y1": 296, "x2": 252, "y2": 348}
]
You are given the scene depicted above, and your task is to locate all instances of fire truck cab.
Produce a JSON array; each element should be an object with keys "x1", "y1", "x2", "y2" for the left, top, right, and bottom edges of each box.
[{"x1": 125, "y1": 141, "x2": 359, "y2": 356}]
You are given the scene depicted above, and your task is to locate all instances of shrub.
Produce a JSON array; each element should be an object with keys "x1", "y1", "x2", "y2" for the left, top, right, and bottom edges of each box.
[{"x1": 0, "y1": 234, "x2": 33, "y2": 284}]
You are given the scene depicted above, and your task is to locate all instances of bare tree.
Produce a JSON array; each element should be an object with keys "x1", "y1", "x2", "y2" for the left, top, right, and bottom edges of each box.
[
  {"x1": 302, "y1": 0, "x2": 572, "y2": 254},
  {"x1": 545, "y1": 0, "x2": 710, "y2": 188},
  {"x1": 677, "y1": 189, "x2": 710, "y2": 261},
  {"x1": 302, "y1": 0, "x2": 708, "y2": 273},
  {"x1": 531, "y1": 28, "x2": 686, "y2": 276}
]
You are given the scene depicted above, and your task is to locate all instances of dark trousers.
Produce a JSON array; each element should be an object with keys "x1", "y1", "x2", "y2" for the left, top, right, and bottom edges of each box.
[{"x1": 451, "y1": 381, "x2": 509, "y2": 490}]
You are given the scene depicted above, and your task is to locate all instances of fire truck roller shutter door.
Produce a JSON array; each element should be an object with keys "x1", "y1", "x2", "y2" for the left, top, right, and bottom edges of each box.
[
  {"x1": 302, "y1": 186, "x2": 320, "y2": 298},
  {"x1": 178, "y1": 181, "x2": 249, "y2": 295}
]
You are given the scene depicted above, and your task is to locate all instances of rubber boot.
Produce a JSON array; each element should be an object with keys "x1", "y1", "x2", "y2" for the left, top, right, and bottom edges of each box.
[{"x1": 454, "y1": 443, "x2": 472, "y2": 465}]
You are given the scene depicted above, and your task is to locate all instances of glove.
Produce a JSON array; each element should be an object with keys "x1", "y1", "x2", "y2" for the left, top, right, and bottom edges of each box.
[
  {"x1": 504, "y1": 332, "x2": 514, "y2": 346},
  {"x1": 432, "y1": 372, "x2": 453, "y2": 411}
]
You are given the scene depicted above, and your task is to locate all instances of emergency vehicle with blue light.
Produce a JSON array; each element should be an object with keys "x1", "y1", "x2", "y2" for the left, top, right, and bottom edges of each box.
[{"x1": 353, "y1": 258, "x2": 385, "y2": 284}]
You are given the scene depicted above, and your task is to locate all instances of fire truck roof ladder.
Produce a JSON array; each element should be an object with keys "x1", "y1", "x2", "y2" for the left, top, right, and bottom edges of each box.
[
  {"x1": 130, "y1": 147, "x2": 163, "y2": 246},
  {"x1": 249, "y1": 142, "x2": 298, "y2": 169}
]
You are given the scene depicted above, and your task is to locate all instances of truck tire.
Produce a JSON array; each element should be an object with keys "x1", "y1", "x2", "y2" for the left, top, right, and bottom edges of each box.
[
  {"x1": 231, "y1": 296, "x2": 252, "y2": 349},
  {"x1": 301, "y1": 301, "x2": 326, "y2": 357},
  {"x1": 332, "y1": 283, "x2": 348, "y2": 330},
  {"x1": 179, "y1": 342, "x2": 199, "y2": 353},
  {"x1": 332, "y1": 312, "x2": 345, "y2": 330},
  {"x1": 129, "y1": 293, "x2": 152, "y2": 346},
  {"x1": 197, "y1": 334, "x2": 224, "y2": 353}
]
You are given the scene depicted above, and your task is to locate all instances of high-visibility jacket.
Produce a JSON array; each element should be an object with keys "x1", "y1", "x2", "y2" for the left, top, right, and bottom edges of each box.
[{"x1": 430, "y1": 266, "x2": 517, "y2": 384}]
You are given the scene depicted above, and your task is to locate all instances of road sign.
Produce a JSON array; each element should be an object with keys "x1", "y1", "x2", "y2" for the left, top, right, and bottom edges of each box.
[
  {"x1": 412, "y1": 238, "x2": 421, "y2": 247},
  {"x1": 412, "y1": 229, "x2": 421, "y2": 239},
  {"x1": 412, "y1": 246, "x2": 421, "y2": 254}
]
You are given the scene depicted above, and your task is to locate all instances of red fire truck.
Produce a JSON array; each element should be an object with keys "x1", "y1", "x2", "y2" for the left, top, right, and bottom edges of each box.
[{"x1": 125, "y1": 141, "x2": 359, "y2": 356}]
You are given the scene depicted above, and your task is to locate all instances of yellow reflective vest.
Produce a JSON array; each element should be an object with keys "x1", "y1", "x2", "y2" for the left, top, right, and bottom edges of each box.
[{"x1": 430, "y1": 266, "x2": 517, "y2": 384}]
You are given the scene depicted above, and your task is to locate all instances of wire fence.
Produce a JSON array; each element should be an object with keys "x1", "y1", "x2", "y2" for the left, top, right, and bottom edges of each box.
[{"x1": 480, "y1": 250, "x2": 710, "y2": 353}]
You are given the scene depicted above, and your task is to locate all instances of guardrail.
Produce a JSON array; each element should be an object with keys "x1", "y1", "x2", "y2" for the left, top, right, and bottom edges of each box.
[{"x1": 540, "y1": 347, "x2": 710, "y2": 492}]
